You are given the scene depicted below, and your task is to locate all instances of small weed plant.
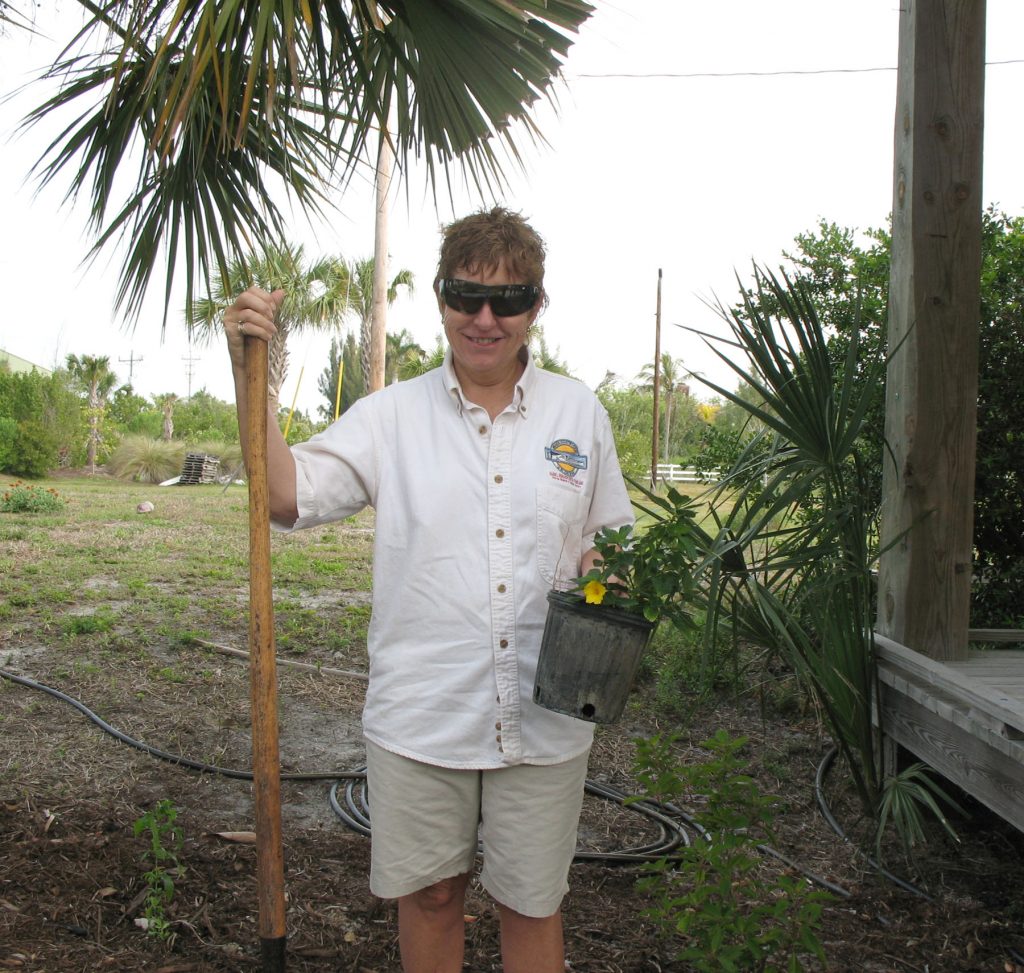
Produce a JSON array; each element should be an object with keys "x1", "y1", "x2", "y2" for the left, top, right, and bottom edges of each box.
[
  {"x1": 132, "y1": 799, "x2": 185, "y2": 939},
  {"x1": 62, "y1": 609, "x2": 117, "y2": 637},
  {"x1": 1, "y1": 481, "x2": 66, "y2": 514},
  {"x1": 633, "y1": 730, "x2": 832, "y2": 972}
]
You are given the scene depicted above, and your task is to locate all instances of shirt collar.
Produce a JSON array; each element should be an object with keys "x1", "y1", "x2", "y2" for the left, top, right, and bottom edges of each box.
[{"x1": 441, "y1": 347, "x2": 534, "y2": 418}]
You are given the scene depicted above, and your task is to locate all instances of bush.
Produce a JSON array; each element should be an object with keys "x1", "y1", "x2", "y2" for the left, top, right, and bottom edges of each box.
[
  {"x1": 107, "y1": 437, "x2": 185, "y2": 483},
  {"x1": 1, "y1": 481, "x2": 67, "y2": 513},
  {"x1": 0, "y1": 417, "x2": 16, "y2": 470},
  {"x1": 11, "y1": 419, "x2": 61, "y2": 478},
  {"x1": 634, "y1": 730, "x2": 832, "y2": 971}
]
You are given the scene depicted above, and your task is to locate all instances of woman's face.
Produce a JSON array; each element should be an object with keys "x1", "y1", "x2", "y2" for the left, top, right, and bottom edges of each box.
[{"x1": 439, "y1": 259, "x2": 541, "y2": 387}]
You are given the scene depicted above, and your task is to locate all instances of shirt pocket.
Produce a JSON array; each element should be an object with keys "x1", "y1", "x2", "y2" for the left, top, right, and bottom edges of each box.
[{"x1": 536, "y1": 485, "x2": 589, "y2": 589}]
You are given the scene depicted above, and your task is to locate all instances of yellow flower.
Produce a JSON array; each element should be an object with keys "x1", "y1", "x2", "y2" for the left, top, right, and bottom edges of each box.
[{"x1": 583, "y1": 580, "x2": 607, "y2": 605}]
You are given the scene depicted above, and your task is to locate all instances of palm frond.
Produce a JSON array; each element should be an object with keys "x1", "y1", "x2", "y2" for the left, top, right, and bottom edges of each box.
[{"x1": 22, "y1": 0, "x2": 593, "y2": 324}]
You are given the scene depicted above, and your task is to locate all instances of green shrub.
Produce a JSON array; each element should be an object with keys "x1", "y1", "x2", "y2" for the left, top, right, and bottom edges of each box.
[
  {"x1": 633, "y1": 730, "x2": 832, "y2": 971},
  {"x1": 0, "y1": 369, "x2": 82, "y2": 474},
  {"x1": 1, "y1": 481, "x2": 67, "y2": 513},
  {"x1": 10, "y1": 419, "x2": 61, "y2": 478},
  {"x1": 0, "y1": 417, "x2": 16, "y2": 470}
]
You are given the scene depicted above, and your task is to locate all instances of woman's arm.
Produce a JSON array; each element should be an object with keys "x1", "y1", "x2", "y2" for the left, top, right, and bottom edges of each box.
[{"x1": 223, "y1": 286, "x2": 299, "y2": 525}]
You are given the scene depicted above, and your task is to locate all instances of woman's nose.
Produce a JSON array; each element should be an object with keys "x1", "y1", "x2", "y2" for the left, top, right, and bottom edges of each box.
[{"x1": 473, "y1": 300, "x2": 499, "y2": 326}]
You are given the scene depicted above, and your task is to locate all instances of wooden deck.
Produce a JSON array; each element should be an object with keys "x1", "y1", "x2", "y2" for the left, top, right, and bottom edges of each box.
[{"x1": 874, "y1": 634, "x2": 1024, "y2": 832}]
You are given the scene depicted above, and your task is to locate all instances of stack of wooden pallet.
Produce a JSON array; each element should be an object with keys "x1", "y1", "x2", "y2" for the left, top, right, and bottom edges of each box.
[{"x1": 179, "y1": 452, "x2": 221, "y2": 485}]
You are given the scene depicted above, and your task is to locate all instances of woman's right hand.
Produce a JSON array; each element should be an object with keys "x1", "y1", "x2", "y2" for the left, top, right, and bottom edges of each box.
[{"x1": 223, "y1": 286, "x2": 285, "y2": 370}]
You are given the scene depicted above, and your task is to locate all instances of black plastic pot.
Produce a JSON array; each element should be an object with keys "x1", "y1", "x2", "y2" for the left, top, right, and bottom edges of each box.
[{"x1": 533, "y1": 589, "x2": 656, "y2": 724}]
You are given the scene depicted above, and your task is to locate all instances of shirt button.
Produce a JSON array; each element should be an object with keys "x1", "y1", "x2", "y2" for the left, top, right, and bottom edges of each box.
[
  {"x1": 495, "y1": 528, "x2": 505, "y2": 538},
  {"x1": 495, "y1": 722, "x2": 502, "y2": 731},
  {"x1": 497, "y1": 583, "x2": 506, "y2": 594},
  {"x1": 499, "y1": 639, "x2": 508, "y2": 648},
  {"x1": 478, "y1": 424, "x2": 487, "y2": 435},
  {"x1": 494, "y1": 474, "x2": 503, "y2": 484},
  {"x1": 495, "y1": 734, "x2": 502, "y2": 743}
]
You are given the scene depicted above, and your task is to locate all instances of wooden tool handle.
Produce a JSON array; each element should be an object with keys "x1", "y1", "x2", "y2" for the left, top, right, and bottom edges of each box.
[{"x1": 244, "y1": 336, "x2": 287, "y2": 970}]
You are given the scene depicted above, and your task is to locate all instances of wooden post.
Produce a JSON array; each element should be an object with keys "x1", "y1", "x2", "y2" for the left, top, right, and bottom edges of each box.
[
  {"x1": 877, "y1": 0, "x2": 986, "y2": 662},
  {"x1": 650, "y1": 269, "x2": 662, "y2": 488},
  {"x1": 244, "y1": 337, "x2": 288, "y2": 970}
]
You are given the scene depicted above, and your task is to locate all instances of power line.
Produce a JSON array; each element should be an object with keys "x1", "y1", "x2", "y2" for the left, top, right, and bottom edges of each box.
[{"x1": 570, "y1": 58, "x2": 1024, "y2": 80}]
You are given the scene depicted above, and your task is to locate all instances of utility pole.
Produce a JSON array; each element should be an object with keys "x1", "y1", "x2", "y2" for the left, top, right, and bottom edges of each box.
[
  {"x1": 650, "y1": 269, "x2": 662, "y2": 489},
  {"x1": 119, "y1": 351, "x2": 143, "y2": 385},
  {"x1": 182, "y1": 351, "x2": 200, "y2": 400}
]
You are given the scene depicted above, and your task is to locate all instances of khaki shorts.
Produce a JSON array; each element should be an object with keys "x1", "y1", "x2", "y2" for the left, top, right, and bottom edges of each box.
[{"x1": 364, "y1": 739, "x2": 590, "y2": 918}]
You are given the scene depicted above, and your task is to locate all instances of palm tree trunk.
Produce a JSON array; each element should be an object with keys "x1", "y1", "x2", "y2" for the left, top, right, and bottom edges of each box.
[
  {"x1": 267, "y1": 327, "x2": 290, "y2": 412},
  {"x1": 370, "y1": 131, "x2": 394, "y2": 393},
  {"x1": 663, "y1": 391, "x2": 674, "y2": 461},
  {"x1": 359, "y1": 320, "x2": 371, "y2": 392},
  {"x1": 88, "y1": 385, "x2": 99, "y2": 474}
]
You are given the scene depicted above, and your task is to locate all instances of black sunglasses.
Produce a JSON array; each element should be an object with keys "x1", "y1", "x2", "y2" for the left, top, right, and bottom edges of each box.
[{"x1": 439, "y1": 278, "x2": 541, "y2": 317}]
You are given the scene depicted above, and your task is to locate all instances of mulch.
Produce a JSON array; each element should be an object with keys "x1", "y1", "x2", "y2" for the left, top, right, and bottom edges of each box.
[{"x1": 2, "y1": 640, "x2": 1023, "y2": 971}]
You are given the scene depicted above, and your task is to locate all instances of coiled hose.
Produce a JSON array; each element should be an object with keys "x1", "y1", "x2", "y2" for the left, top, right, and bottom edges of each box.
[{"x1": 0, "y1": 666, "x2": 840, "y2": 885}]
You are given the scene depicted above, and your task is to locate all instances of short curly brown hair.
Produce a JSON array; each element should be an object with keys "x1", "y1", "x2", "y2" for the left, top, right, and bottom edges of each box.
[{"x1": 434, "y1": 206, "x2": 546, "y2": 288}]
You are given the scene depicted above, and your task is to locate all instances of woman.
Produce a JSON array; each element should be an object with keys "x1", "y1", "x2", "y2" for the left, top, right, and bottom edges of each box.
[{"x1": 224, "y1": 207, "x2": 632, "y2": 973}]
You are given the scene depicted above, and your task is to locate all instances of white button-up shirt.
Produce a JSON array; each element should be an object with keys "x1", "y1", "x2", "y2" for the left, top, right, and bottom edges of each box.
[{"x1": 276, "y1": 351, "x2": 633, "y2": 769}]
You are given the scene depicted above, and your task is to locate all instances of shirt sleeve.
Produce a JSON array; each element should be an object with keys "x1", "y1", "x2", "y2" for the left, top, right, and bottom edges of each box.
[
  {"x1": 581, "y1": 402, "x2": 633, "y2": 549},
  {"x1": 273, "y1": 395, "x2": 381, "y2": 532}
]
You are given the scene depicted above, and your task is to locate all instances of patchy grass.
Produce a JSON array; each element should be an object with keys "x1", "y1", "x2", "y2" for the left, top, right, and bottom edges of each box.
[{"x1": 0, "y1": 476, "x2": 376, "y2": 674}]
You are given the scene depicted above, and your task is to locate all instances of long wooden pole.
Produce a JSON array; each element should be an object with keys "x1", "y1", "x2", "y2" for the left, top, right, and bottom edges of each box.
[{"x1": 244, "y1": 336, "x2": 287, "y2": 971}]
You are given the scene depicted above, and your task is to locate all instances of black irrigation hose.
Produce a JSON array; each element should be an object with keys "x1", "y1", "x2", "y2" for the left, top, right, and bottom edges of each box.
[
  {"x1": 814, "y1": 744, "x2": 932, "y2": 901},
  {"x1": 0, "y1": 668, "x2": 362, "y2": 785},
  {"x1": 0, "y1": 666, "x2": 845, "y2": 887},
  {"x1": 8, "y1": 665, "x2": 1024, "y2": 967},
  {"x1": 815, "y1": 747, "x2": 1024, "y2": 967}
]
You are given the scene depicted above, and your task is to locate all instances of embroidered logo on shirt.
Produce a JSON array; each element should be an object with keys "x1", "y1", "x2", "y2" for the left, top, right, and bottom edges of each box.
[{"x1": 544, "y1": 439, "x2": 588, "y2": 478}]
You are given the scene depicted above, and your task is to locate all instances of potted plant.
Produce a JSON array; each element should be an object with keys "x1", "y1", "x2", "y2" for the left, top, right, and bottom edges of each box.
[{"x1": 533, "y1": 485, "x2": 706, "y2": 723}]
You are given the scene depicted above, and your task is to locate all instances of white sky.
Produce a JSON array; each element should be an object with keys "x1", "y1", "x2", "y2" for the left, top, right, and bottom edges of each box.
[{"x1": 1, "y1": 1, "x2": 1022, "y2": 418}]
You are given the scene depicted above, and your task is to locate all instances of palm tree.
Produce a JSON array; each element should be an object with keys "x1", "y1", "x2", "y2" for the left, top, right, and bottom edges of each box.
[
  {"x1": 65, "y1": 353, "x2": 117, "y2": 473},
  {"x1": 398, "y1": 336, "x2": 447, "y2": 381},
  {"x1": 189, "y1": 243, "x2": 352, "y2": 410},
  {"x1": 335, "y1": 257, "x2": 415, "y2": 393},
  {"x1": 153, "y1": 393, "x2": 179, "y2": 442},
  {"x1": 531, "y1": 326, "x2": 574, "y2": 377},
  {"x1": 384, "y1": 329, "x2": 425, "y2": 387},
  {"x1": 16, "y1": 2, "x2": 593, "y2": 324},
  {"x1": 638, "y1": 354, "x2": 690, "y2": 461}
]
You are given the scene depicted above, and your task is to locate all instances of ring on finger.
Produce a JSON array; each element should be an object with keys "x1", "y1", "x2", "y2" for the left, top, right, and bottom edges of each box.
[{"x1": 237, "y1": 319, "x2": 246, "y2": 335}]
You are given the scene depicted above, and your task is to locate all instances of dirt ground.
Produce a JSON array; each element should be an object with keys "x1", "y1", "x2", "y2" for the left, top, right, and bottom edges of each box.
[{"x1": 2, "y1": 636, "x2": 1024, "y2": 973}]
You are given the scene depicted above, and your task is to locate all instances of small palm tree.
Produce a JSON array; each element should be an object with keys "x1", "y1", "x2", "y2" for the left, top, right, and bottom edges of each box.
[
  {"x1": 638, "y1": 354, "x2": 690, "y2": 461},
  {"x1": 190, "y1": 243, "x2": 352, "y2": 410},
  {"x1": 398, "y1": 336, "x2": 447, "y2": 381},
  {"x1": 152, "y1": 393, "x2": 180, "y2": 442},
  {"x1": 65, "y1": 354, "x2": 117, "y2": 473},
  {"x1": 384, "y1": 329, "x2": 424, "y2": 387},
  {"x1": 338, "y1": 258, "x2": 414, "y2": 393}
]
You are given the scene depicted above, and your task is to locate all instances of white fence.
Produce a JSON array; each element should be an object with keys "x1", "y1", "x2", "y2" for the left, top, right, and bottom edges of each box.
[{"x1": 653, "y1": 464, "x2": 717, "y2": 484}]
